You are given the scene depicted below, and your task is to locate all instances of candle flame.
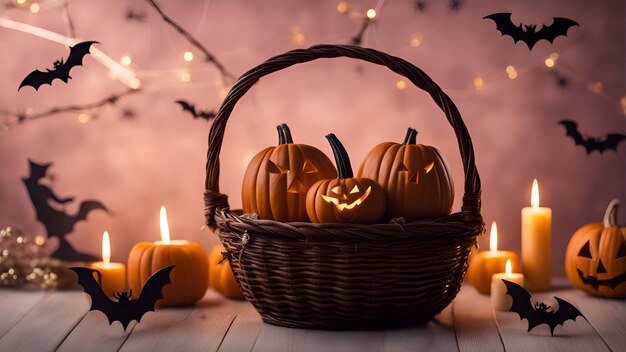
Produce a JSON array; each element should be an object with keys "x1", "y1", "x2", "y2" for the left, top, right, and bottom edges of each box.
[
  {"x1": 489, "y1": 221, "x2": 498, "y2": 252},
  {"x1": 160, "y1": 206, "x2": 171, "y2": 244},
  {"x1": 102, "y1": 231, "x2": 111, "y2": 265},
  {"x1": 531, "y1": 179, "x2": 540, "y2": 208},
  {"x1": 505, "y1": 259, "x2": 512, "y2": 275}
]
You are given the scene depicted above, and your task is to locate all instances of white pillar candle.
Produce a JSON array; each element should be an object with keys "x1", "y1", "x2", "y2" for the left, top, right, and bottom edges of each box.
[
  {"x1": 491, "y1": 259, "x2": 525, "y2": 311},
  {"x1": 521, "y1": 179, "x2": 552, "y2": 291}
]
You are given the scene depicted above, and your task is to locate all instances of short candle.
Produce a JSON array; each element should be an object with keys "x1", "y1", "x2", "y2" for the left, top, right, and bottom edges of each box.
[
  {"x1": 491, "y1": 259, "x2": 525, "y2": 311},
  {"x1": 90, "y1": 231, "x2": 127, "y2": 297},
  {"x1": 522, "y1": 179, "x2": 552, "y2": 291},
  {"x1": 467, "y1": 222, "x2": 520, "y2": 294}
]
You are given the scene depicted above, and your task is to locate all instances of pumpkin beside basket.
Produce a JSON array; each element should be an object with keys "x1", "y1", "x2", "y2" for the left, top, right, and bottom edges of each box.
[{"x1": 203, "y1": 44, "x2": 484, "y2": 329}]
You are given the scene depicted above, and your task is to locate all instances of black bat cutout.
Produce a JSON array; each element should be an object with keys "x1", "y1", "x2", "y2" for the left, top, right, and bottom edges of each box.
[
  {"x1": 175, "y1": 100, "x2": 216, "y2": 121},
  {"x1": 503, "y1": 280, "x2": 586, "y2": 336},
  {"x1": 559, "y1": 120, "x2": 625, "y2": 154},
  {"x1": 19, "y1": 41, "x2": 98, "y2": 91},
  {"x1": 70, "y1": 265, "x2": 175, "y2": 330},
  {"x1": 483, "y1": 13, "x2": 578, "y2": 50}
]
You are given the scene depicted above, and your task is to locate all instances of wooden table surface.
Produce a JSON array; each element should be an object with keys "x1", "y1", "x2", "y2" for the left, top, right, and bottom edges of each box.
[{"x1": 0, "y1": 281, "x2": 624, "y2": 352}]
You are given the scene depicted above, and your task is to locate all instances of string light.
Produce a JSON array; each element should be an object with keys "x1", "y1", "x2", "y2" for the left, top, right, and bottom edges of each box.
[
  {"x1": 120, "y1": 55, "x2": 132, "y2": 66},
  {"x1": 366, "y1": 9, "x2": 377, "y2": 19},
  {"x1": 588, "y1": 81, "x2": 603, "y2": 94},
  {"x1": 473, "y1": 77, "x2": 484, "y2": 89},
  {"x1": 129, "y1": 78, "x2": 141, "y2": 89},
  {"x1": 337, "y1": 1, "x2": 348, "y2": 14},
  {"x1": 183, "y1": 51, "x2": 194, "y2": 62},
  {"x1": 410, "y1": 33, "x2": 424, "y2": 47},
  {"x1": 396, "y1": 80, "x2": 407, "y2": 90},
  {"x1": 180, "y1": 71, "x2": 191, "y2": 83},
  {"x1": 16, "y1": 0, "x2": 26, "y2": 5},
  {"x1": 505, "y1": 65, "x2": 518, "y2": 80},
  {"x1": 290, "y1": 26, "x2": 306, "y2": 46},
  {"x1": 29, "y1": 3, "x2": 40, "y2": 13},
  {"x1": 78, "y1": 113, "x2": 90, "y2": 123},
  {"x1": 544, "y1": 53, "x2": 559, "y2": 68}
]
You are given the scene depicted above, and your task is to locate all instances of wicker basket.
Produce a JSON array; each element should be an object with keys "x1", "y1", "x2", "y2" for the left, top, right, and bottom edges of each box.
[{"x1": 203, "y1": 44, "x2": 484, "y2": 330}]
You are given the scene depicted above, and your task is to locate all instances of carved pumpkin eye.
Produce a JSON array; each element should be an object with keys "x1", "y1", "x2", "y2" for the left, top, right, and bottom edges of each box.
[
  {"x1": 302, "y1": 160, "x2": 318, "y2": 174},
  {"x1": 331, "y1": 186, "x2": 341, "y2": 194},
  {"x1": 349, "y1": 185, "x2": 360, "y2": 194},
  {"x1": 617, "y1": 244, "x2": 626, "y2": 259},
  {"x1": 578, "y1": 241, "x2": 593, "y2": 259},
  {"x1": 267, "y1": 160, "x2": 287, "y2": 174},
  {"x1": 424, "y1": 162, "x2": 435, "y2": 173}
]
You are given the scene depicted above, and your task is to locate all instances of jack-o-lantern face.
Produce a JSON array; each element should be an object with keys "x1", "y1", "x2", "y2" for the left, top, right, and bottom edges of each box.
[
  {"x1": 306, "y1": 134, "x2": 385, "y2": 224},
  {"x1": 358, "y1": 128, "x2": 454, "y2": 221},
  {"x1": 565, "y1": 199, "x2": 626, "y2": 298},
  {"x1": 242, "y1": 124, "x2": 337, "y2": 222}
]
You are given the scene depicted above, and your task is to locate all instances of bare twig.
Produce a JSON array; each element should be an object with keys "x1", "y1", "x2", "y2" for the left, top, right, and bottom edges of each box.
[{"x1": 145, "y1": 0, "x2": 235, "y2": 82}]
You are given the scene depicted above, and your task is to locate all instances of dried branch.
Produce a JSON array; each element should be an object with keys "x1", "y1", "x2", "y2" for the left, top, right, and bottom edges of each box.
[{"x1": 145, "y1": 0, "x2": 235, "y2": 82}]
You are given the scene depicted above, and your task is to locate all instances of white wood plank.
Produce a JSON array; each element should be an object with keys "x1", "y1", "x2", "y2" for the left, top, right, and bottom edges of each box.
[
  {"x1": 217, "y1": 300, "x2": 262, "y2": 352},
  {"x1": 570, "y1": 293, "x2": 626, "y2": 352},
  {"x1": 120, "y1": 290, "x2": 238, "y2": 352},
  {"x1": 453, "y1": 285, "x2": 505, "y2": 352},
  {"x1": 0, "y1": 291, "x2": 89, "y2": 352},
  {"x1": 0, "y1": 289, "x2": 45, "y2": 338},
  {"x1": 56, "y1": 310, "x2": 136, "y2": 352},
  {"x1": 495, "y1": 288, "x2": 609, "y2": 352}
]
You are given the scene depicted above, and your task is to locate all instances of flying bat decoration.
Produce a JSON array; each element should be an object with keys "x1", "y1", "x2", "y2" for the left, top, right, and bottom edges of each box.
[
  {"x1": 503, "y1": 280, "x2": 586, "y2": 336},
  {"x1": 483, "y1": 13, "x2": 578, "y2": 50},
  {"x1": 70, "y1": 265, "x2": 175, "y2": 330},
  {"x1": 18, "y1": 41, "x2": 98, "y2": 91},
  {"x1": 559, "y1": 120, "x2": 625, "y2": 154},
  {"x1": 175, "y1": 100, "x2": 216, "y2": 121}
]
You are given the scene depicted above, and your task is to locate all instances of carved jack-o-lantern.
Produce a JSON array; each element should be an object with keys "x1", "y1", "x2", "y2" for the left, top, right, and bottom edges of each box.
[
  {"x1": 242, "y1": 124, "x2": 337, "y2": 222},
  {"x1": 565, "y1": 199, "x2": 626, "y2": 298},
  {"x1": 306, "y1": 133, "x2": 385, "y2": 224},
  {"x1": 357, "y1": 128, "x2": 454, "y2": 220}
]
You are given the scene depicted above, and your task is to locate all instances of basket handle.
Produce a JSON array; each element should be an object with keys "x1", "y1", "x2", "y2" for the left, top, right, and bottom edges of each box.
[{"x1": 204, "y1": 44, "x2": 481, "y2": 226}]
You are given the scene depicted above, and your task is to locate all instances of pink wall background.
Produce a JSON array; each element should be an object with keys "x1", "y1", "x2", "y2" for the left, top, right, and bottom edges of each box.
[{"x1": 1, "y1": 0, "x2": 624, "y2": 277}]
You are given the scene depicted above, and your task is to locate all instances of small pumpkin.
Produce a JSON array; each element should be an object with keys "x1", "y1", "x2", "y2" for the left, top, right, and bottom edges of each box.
[
  {"x1": 208, "y1": 244, "x2": 245, "y2": 300},
  {"x1": 242, "y1": 124, "x2": 337, "y2": 222},
  {"x1": 306, "y1": 133, "x2": 385, "y2": 224},
  {"x1": 565, "y1": 199, "x2": 626, "y2": 298},
  {"x1": 357, "y1": 128, "x2": 454, "y2": 220},
  {"x1": 127, "y1": 241, "x2": 209, "y2": 307}
]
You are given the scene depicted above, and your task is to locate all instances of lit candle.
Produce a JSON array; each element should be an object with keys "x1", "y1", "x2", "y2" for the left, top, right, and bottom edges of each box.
[
  {"x1": 127, "y1": 206, "x2": 208, "y2": 307},
  {"x1": 522, "y1": 179, "x2": 552, "y2": 291},
  {"x1": 467, "y1": 222, "x2": 520, "y2": 294},
  {"x1": 491, "y1": 259, "x2": 525, "y2": 311},
  {"x1": 90, "y1": 231, "x2": 127, "y2": 297}
]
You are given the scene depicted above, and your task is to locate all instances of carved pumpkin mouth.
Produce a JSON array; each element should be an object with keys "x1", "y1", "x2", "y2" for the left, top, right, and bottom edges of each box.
[
  {"x1": 321, "y1": 186, "x2": 372, "y2": 211},
  {"x1": 576, "y1": 269, "x2": 626, "y2": 290}
]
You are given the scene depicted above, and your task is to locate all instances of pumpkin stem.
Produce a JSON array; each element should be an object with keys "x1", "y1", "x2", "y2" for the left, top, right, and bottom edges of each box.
[
  {"x1": 403, "y1": 128, "x2": 418, "y2": 145},
  {"x1": 281, "y1": 123, "x2": 294, "y2": 144},
  {"x1": 603, "y1": 199, "x2": 621, "y2": 228},
  {"x1": 326, "y1": 133, "x2": 354, "y2": 179},
  {"x1": 277, "y1": 124, "x2": 286, "y2": 145}
]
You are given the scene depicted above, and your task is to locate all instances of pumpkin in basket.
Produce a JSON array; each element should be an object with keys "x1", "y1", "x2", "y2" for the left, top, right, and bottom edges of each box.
[
  {"x1": 358, "y1": 127, "x2": 454, "y2": 220},
  {"x1": 565, "y1": 199, "x2": 626, "y2": 298},
  {"x1": 306, "y1": 133, "x2": 385, "y2": 224},
  {"x1": 242, "y1": 124, "x2": 336, "y2": 222},
  {"x1": 208, "y1": 244, "x2": 245, "y2": 299}
]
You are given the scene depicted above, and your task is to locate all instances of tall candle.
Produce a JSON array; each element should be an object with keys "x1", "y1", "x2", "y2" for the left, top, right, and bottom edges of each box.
[
  {"x1": 467, "y1": 222, "x2": 520, "y2": 294},
  {"x1": 522, "y1": 179, "x2": 552, "y2": 291},
  {"x1": 91, "y1": 231, "x2": 127, "y2": 297},
  {"x1": 491, "y1": 259, "x2": 525, "y2": 311}
]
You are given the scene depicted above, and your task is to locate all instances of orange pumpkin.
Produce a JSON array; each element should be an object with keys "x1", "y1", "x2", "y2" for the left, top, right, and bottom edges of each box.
[
  {"x1": 242, "y1": 124, "x2": 337, "y2": 222},
  {"x1": 565, "y1": 199, "x2": 626, "y2": 298},
  {"x1": 358, "y1": 128, "x2": 454, "y2": 220},
  {"x1": 127, "y1": 241, "x2": 209, "y2": 307},
  {"x1": 208, "y1": 244, "x2": 245, "y2": 299},
  {"x1": 306, "y1": 133, "x2": 385, "y2": 224}
]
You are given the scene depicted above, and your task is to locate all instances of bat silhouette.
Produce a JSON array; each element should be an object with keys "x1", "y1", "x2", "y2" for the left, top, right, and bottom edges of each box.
[
  {"x1": 19, "y1": 41, "x2": 98, "y2": 91},
  {"x1": 175, "y1": 100, "x2": 216, "y2": 121},
  {"x1": 559, "y1": 120, "x2": 625, "y2": 154},
  {"x1": 503, "y1": 280, "x2": 586, "y2": 336},
  {"x1": 483, "y1": 13, "x2": 578, "y2": 50},
  {"x1": 70, "y1": 265, "x2": 175, "y2": 330}
]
